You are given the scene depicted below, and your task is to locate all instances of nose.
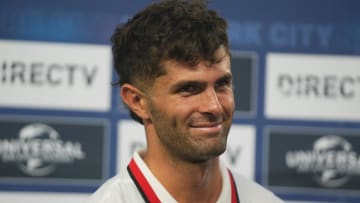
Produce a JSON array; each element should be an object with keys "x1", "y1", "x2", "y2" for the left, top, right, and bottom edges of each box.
[{"x1": 198, "y1": 88, "x2": 223, "y2": 115}]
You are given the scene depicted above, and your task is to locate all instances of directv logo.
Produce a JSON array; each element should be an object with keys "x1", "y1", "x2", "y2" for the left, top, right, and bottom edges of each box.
[
  {"x1": 286, "y1": 135, "x2": 360, "y2": 188},
  {"x1": 0, "y1": 123, "x2": 86, "y2": 176},
  {"x1": 277, "y1": 74, "x2": 360, "y2": 99},
  {"x1": 0, "y1": 60, "x2": 98, "y2": 87}
]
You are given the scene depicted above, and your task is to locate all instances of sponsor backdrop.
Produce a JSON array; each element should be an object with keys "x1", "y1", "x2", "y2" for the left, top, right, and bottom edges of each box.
[{"x1": 0, "y1": 0, "x2": 359, "y2": 202}]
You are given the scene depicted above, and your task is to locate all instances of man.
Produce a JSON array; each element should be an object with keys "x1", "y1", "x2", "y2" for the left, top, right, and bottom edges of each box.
[{"x1": 87, "y1": 0, "x2": 284, "y2": 202}]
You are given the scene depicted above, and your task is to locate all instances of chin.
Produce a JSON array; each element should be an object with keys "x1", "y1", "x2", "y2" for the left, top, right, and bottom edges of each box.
[{"x1": 189, "y1": 145, "x2": 226, "y2": 163}]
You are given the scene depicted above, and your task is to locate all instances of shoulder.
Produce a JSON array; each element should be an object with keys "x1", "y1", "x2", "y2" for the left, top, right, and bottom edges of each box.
[
  {"x1": 232, "y1": 173, "x2": 284, "y2": 203},
  {"x1": 85, "y1": 173, "x2": 142, "y2": 203}
]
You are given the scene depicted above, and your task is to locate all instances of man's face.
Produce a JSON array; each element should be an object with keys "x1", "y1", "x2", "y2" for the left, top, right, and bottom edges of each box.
[{"x1": 146, "y1": 47, "x2": 235, "y2": 162}]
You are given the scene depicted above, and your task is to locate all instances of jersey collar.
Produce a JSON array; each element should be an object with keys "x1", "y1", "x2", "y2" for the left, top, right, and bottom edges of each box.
[{"x1": 127, "y1": 152, "x2": 240, "y2": 203}]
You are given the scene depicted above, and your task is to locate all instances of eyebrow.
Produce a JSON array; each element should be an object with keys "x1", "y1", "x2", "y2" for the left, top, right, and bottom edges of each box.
[
  {"x1": 216, "y1": 73, "x2": 233, "y2": 83},
  {"x1": 169, "y1": 80, "x2": 206, "y2": 93},
  {"x1": 169, "y1": 72, "x2": 233, "y2": 93}
]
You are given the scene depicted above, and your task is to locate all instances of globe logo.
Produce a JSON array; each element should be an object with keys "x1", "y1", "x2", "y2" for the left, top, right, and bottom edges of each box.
[
  {"x1": 312, "y1": 135, "x2": 352, "y2": 187},
  {"x1": 17, "y1": 123, "x2": 60, "y2": 176}
]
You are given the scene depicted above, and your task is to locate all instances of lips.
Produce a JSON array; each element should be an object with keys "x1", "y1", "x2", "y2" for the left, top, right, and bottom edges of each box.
[
  {"x1": 188, "y1": 119, "x2": 224, "y2": 136},
  {"x1": 188, "y1": 115, "x2": 224, "y2": 125},
  {"x1": 189, "y1": 121, "x2": 222, "y2": 128},
  {"x1": 187, "y1": 116, "x2": 226, "y2": 136}
]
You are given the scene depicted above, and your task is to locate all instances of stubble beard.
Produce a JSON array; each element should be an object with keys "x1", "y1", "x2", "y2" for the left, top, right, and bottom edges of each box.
[{"x1": 149, "y1": 106, "x2": 231, "y2": 163}]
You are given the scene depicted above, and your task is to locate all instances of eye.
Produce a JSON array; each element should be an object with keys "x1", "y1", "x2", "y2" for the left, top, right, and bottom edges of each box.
[
  {"x1": 173, "y1": 81, "x2": 205, "y2": 96},
  {"x1": 178, "y1": 84, "x2": 200, "y2": 94},
  {"x1": 215, "y1": 77, "x2": 232, "y2": 90}
]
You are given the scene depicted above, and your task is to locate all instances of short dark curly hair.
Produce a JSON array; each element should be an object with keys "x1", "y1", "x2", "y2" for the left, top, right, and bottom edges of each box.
[{"x1": 111, "y1": 0, "x2": 229, "y2": 123}]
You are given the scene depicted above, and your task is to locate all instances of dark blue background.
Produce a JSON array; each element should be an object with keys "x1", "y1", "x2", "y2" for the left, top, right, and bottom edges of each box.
[{"x1": 1, "y1": 0, "x2": 359, "y2": 202}]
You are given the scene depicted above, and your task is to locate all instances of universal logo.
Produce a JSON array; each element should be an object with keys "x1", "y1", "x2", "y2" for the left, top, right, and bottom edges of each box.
[
  {"x1": 286, "y1": 135, "x2": 360, "y2": 188},
  {"x1": 0, "y1": 123, "x2": 85, "y2": 176}
]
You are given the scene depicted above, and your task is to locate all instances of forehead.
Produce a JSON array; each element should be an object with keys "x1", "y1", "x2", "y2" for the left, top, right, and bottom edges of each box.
[
  {"x1": 154, "y1": 55, "x2": 231, "y2": 89},
  {"x1": 165, "y1": 56, "x2": 230, "y2": 74},
  {"x1": 161, "y1": 47, "x2": 231, "y2": 77}
]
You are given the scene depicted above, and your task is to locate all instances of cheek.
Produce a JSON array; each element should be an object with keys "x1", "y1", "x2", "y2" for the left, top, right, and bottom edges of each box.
[
  {"x1": 170, "y1": 99, "x2": 200, "y2": 123},
  {"x1": 155, "y1": 99, "x2": 191, "y2": 120},
  {"x1": 219, "y1": 93, "x2": 235, "y2": 111},
  {"x1": 172, "y1": 102, "x2": 195, "y2": 118}
]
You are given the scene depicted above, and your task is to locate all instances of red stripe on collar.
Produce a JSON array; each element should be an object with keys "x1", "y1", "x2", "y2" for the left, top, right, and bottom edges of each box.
[
  {"x1": 127, "y1": 158, "x2": 161, "y2": 203},
  {"x1": 128, "y1": 157, "x2": 240, "y2": 203},
  {"x1": 228, "y1": 169, "x2": 240, "y2": 203}
]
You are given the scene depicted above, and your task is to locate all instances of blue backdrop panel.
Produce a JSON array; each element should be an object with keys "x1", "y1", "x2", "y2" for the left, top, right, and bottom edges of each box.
[{"x1": 0, "y1": 0, "x2": 359, "y2": 202}]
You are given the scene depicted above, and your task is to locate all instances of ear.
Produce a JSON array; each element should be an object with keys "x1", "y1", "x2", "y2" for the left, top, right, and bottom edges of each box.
[{"x1": 120, "y1": 84, "x2": 150, "y2": 121}]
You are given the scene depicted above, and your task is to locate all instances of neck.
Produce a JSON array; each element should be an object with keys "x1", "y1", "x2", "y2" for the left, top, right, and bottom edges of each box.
[{"x1": 140, "y1": 149, "x2": 223, "y2": 203}]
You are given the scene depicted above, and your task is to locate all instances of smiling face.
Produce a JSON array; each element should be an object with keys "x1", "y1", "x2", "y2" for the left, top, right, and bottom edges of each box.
[{"x1": 144, "y1": 47, "x2": 235, "y2": 162}]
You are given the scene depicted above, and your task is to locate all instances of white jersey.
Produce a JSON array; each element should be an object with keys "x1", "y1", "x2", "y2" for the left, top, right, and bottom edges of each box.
[{"x1": 86, "y1": 152, "x2": 284, "y2": 203}]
